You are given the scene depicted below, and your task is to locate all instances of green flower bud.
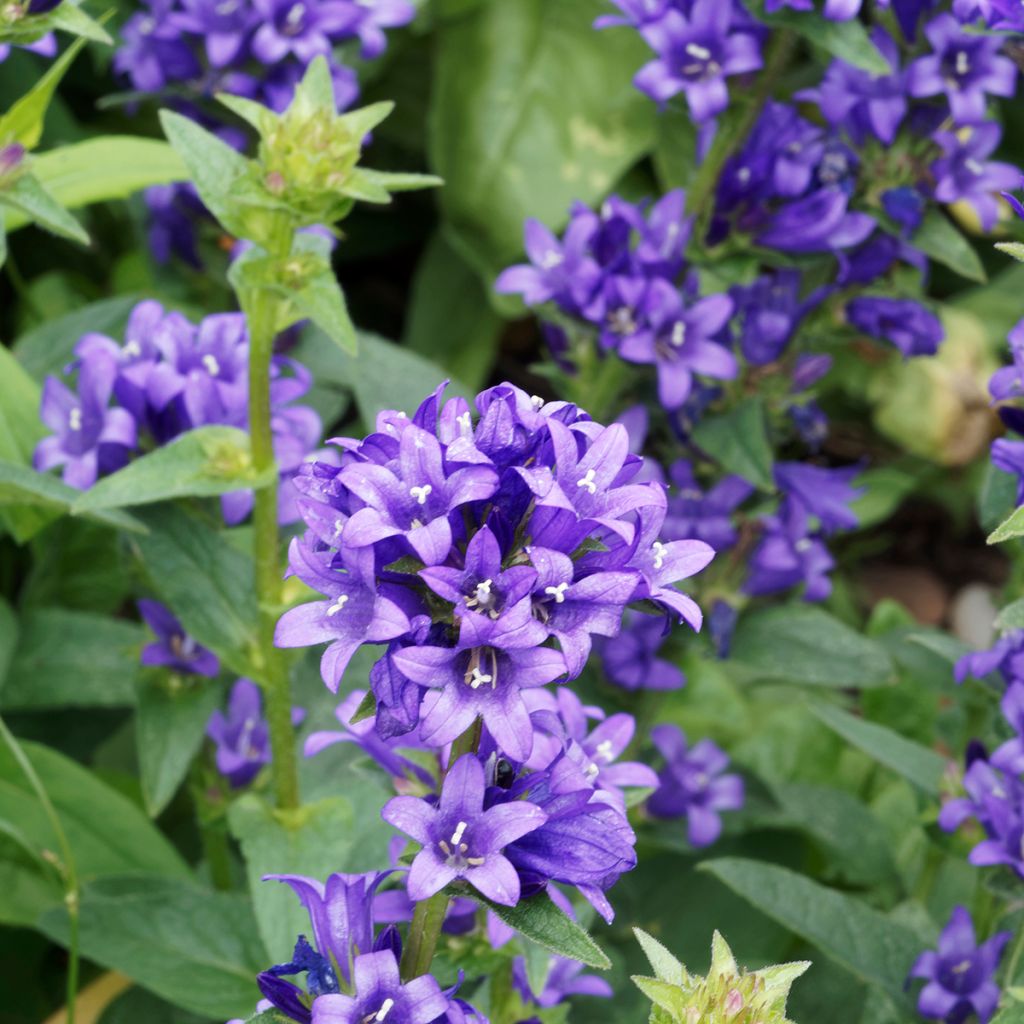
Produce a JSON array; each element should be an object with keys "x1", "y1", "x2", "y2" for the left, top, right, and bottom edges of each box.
[{"x1": 632, "y1": 929, "x2": 810, "y2": 1024}]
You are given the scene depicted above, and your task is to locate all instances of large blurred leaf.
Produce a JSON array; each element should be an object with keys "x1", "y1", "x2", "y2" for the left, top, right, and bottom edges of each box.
[
  {"x1": 913, "y1": 212, "x2": 986, "y2": 284},
  {"x1": 404, "y1": 232, "x2": 502, "y2": 391},
  {"x1": 730, "y1": 605, "x2": 895, "y2": 689},
  {"x1": 0, "y1": 600, "x2": 16, "y2": 692},
  {"x1": 40, "y1": 875, "x2": 266, "y2": 1020},
  {"x1": 73, "y1": 426, "x2": 273, "y2": 514},
  {"x1": 4, "y1": 138, "x2": 188, "y2": 233},
  {"x1": 137, "y1": 676, "x2": 221, "y2": 818},
  {"x1": 228, "y1": 793, "x2": 358, "y2": 963},
  {"x1": 811, "y1": 702, "x2": 947, "y2": 794},
  {"x1": 132, "y1": 505, "x2": 258, "y2": 678},
  {"x1": 430, "y1": 0, "x2": 656, "y2": 282},
  {"x1": 0, "y1": 608, "x2": 143, "y2": 710},
  {"x1": 691, "y1": 398, "x2": 773, "y2": 492},
  {"x1": 98, "y1": 986, "x2": 207, "y2": 1024},
  {"x1": 0, "y1": 740, "x2": 189, "y2": 927},
  {"x1": 703, "y1": 858, "x2": 926, "y2": 1011}
]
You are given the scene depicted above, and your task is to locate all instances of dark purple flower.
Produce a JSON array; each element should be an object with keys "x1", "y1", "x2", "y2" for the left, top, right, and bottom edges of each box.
[
  {"x1": 932, "y1": 124, "x2": 1021, "y2": 231},
  {"x1": 251, "y1": 0, "x2": 360, "y2": 63},
  {"x1": 790, "y1": 402, "x2": 829, "y2": 452},
  {"x1": 311, "y1": 950, "x2": 450, "y2": 1024},
  {"x1": 882, "y1": 186, "x2": 927, "y2": 235},
  {"x1": 138, "y1": 599, "x2": 219, "y2": 677},
  {"x1": 708, "y1": 599, "x2": 738, "y2": 658},
  {"x1": 908, "y1": 906, "x2": 1010, "y2": 1024},
  {"x1": 144, "y1": 184, "x2": 204, "y2": 267},
  {"x1": 34, "y1": 353, "x2": 137, "y2": 489},
  {"x1": 664, "y1": 459, "x2": 752, "y2": 549},
  {"x1": 634, "y1": 1, "x2": 762, "y2": 120},
  {"x1": 774, "y1": 461, "x2": 863, "y2": 535},
  {"x1": 207, "y1": 678, "x2": 303, "y2": 788},
  {"x1": 600, "y1": 611, "x2": 686, "y2": 691},
  {"x1": 730, "y1": 269, "x2": 820, "y2": 366},
  {"x1": 756, "y1": 188, "x2": 874, "y2": 253},
  {"x1": 647, "y1": 724, "x2": 744, "y2": 846},
  {"x1": 339, "y1": 0, "x2": 415, "y2": 59},
  {"x1": 382, "y1": 754, "x2": 547, "y2": 905},
  {"x1": 766, "y1": 0, "x2": 861, "y2": 17},
  {"x1": 990, "y1": 439, "x2": 1024, "y2": 504},
  {"x1": 846, "y1": 296, "x2": 944, "y2": 358},
  {"x1": 169, "y1": 0, "x2": 257, "y2": 67},
  {"x1": 594, "y1": 0, "x2": 672, "y2": 29},
  {"x1": 114, "y1": 5, "x2": 203, "y2": 92},
  {"x1": 907, "y1": 15, "x2": 1016, "y2": 125},
  {"x1": 989, "y1": 318, "x2": 1024, "y2": 402},
  {"x1": 513, "y1": 954, "x2": 613, "y2": 1008},
  {"x1": 744, "y1": 502, "x2": 835, "y2": 601},
  {"x1": 991, "y1": 682, "x2": 1024, "y2": 774},
  {"x1": 275, "y1": 539, "x2": 414, "y2": 692},
  {"x1": 955, "y1": 629, "x2": 1024, "y2": 686}
]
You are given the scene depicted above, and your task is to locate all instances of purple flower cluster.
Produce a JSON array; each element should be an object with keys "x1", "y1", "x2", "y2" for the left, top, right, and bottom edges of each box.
[
  {"x1": 33, "y1": 300, "x2": 322, "y2": 524},
  {"x1": 276, "y1": 381, "x2": 718, "y2": 920},
  {"x1": 497, "y1": 191, "x2": 738, "y2": 412}
]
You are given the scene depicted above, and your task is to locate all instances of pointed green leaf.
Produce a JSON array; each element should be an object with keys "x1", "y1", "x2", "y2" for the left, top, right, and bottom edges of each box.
[
  {"x1": 810, "y1": 701, "x2": 946, "y2": 794},
  {"x1": 216, "y1": 91, "x2": 274, "y2": 133},
  {"x1": 72, "y1": 426, "x2": 273, "y2": 514},
  {"x1": 995, "y1": 242, "x2": 1024, "y2": 264},
  {"x1": 1, "y1": 172, "x2": 88, "y2": 243},
  {"x1": 293, "y1": 54, "x2": 338, "y2": 112},
  {"x1": 49, "y1": 2, "x2": 112, "y2": 44},
  {"x1": 913, "y1": 211, "x2": 986, "y2": 283},
  {"x1": 702, "y1": 858, "x2": 925, "y2": 1010},
  {"x1": 996, "y1": 597, "x2": 1024, "y2": 632},
  {"x1": 358, "y1": 169, "x2": 444, "y2": 193},
  {"x1": 481, "y1": 891, "x2": 611, "y2": 970},
  {"x1": 988, "y1": 503, "x2": 1024, "y2": 544},
  {"x1": 338, "y1": 100, "x2": 395, "y2": 140},
  {"x1": 634, "y1": 928, "x2": 685, "y2": 985},
  {"x1": 632, "y1": 975, "x2": 688, "y2": 1019},
  {"x1": 290, "y1": 263, "x2": 358, "y2": 355}
]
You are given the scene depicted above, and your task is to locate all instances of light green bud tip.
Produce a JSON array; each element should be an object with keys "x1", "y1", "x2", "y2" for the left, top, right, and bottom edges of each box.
[{"x1": 632, "y1": 928, "x2": 811, "y2": 1024}]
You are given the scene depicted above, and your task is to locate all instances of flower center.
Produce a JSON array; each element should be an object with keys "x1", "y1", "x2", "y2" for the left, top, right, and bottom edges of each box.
[
  {"x1": 652, "y1": 541, "x2": 667, "y2": 570},
  {"x1": 544, "y1": 582, "x2": 569, "y2": 603},
  {"x1": 670, "y1": 321, "x2": 686, "y2": 347},
  {"x1": 123, "y1": 339, "x2": 142, "y2": 358},
  {"x1": 202, "y1": 353, "x2": 220, "y2": 376},
  {"x1": 283, "y1": 2, "x2": 306, "y2": 33},
  {"x1": 327, "y1": 594, "x2": 349, "y2": 616},
  {"x1": 607, "y1": 306, "x2": 637, "y2": 336},
  {"x1": 456, "y1": 411, "x2": 473, "y2": 436},
  {"x1": 464, "y1": 649, "x2": 497, "y2": 690},
  {"x1": 438, "y1": 819, "x2": 486, "y2": 868},
  {"x1": 681, "y1": 41, "x2": 721, "y2": 79},
  {"x1": 68, "y1": 407, "x2": 82, "y2": 432},
  {"x1": 409, "y1": 483, "x2": 432, "y2": 505},
  {"x1": 795, "y1": 538, "x2": 813, "y2": 553},
  {"x1": 539, "y1": 249, "x2": 562, "y2": 270},
  {"x1": 576, "y1": 468, "x2": 598, "y2": 494},
  {"x1": 594, "y1": 739, "x2": 615, "y2": 762}
]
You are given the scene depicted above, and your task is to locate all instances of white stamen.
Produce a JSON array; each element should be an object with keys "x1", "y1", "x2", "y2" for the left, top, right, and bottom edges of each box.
[
  {"x1": 652, "y1": 541, "x2": 667, "y2": 570},
  {"x1": 955, "y1": 50, "x2": 969, "y2": 76},
  {"x1": 468, "y1": 666, "x2": 493, "y2": 689},
  {"x1": 737, "y1": 166, "x2": 752, "y2": 184},
  {"x1": 545, "y1": 582, "x2": 570, "y2": 604},
  {"x1": 327, "y1": 594, "x2": 349, "y2": 616},
  {"x1": 475, "y1": 579, "x2": 493, "y2": 602},
  {"x1": 123, "y1": 340, "x2": 141, "y2": 358},
  {"x1": 965, "y1": 158, "x2": 984, "y2": 175},
  {"x1": 284, "y1": 2, "x2": 305, "y2": 30},
  {"x1": 202, "y1": 353, "x2": 220, "y2": 376},
  {"x1": 374, "y1": 999, "x2": 395, "y2": 1021},
  {"x1": 450, "y1": 821, "x2": 468, "y2": 845},
  {"x1": 795, "y1": 538, "x2": 813, "y2": 553},
  {"x1": 68, "y1": 407, "x2": 82, "y2": 431},
  {"x1": 685, "y1": 42, "x2": 712, "y2": 60},
  {"x1": 584, "y1": 762, "x2": 600, "y2": 781},
  {"x1": 539, "y1": 250, "x2": 563, "y2": 270},
  {"x1": 333, "y1": 518, "x2": 344, "y2": 538},
  {"x1": 670, "y1": 321, "x2": 686, "y2": 347},
  {"x1": 410, "y1": 484, "x2": 432, "y2": 505},
  {"x1": 411, "y1": 518, "x2": 424, "y2": 529},
  {"x1": 457, "y1": 411, "x2": 473, "y2": 436},
  {"x1": 576, "y1": 469, "x2": 598, "y2": 494},
  {"x1": 530, "y1": 394, "x2": 544, "y2": 410},
  {"x1": 594, "y1": 739, "x2": 614, "y2": 762},
  {"x1": 951, "y1": 959, "x2": 972, "y2": 975}
]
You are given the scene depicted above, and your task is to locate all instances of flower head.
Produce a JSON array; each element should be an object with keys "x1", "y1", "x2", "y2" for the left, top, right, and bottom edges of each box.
[{"x1": 138, "y1": 599, "x2": 219, "y2": 677}]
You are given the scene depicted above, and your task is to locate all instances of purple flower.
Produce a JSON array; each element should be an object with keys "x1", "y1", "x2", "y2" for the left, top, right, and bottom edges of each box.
[
  {"x1": 512, "y1": 954, "x2": 613, "y2": 1008},
  {"x1": 600, "y1": 611, "x2": 686, "y2": 691},
  {"x1": 275, "y1": 539, "x2": 414, "y2": 692},
  {"x1": 991, "y1": 438, "x2": 1024, "y2": 505},
  {"x1": 251, "y1": 0, "x2": 360, "y2": 63},
  {"x1": 798, "y1": 28, "x2": 906, "y2": 145},
  {"x1": 932, "y1": 124, "x2": 1021, "y2": 231},
  {"x1": 207, "y1": 678, "x2": 303, "y2": 788},
  {"x1": 907, "y1": 15, "x2": 1016, "y2": 125},
  {"x1": 340, "y1": 0, "x2": 415, "y2": 60},
  {"x1": 311, "y1": 950, "x2": 450, "y2": 1024},
  {"x1": 169, "y1": 0, "x2": 257, "y2": 67},
  {"x1": 766, "y1": 0, "x2": 861, "y2": 17},
  {"x1": 114, "y1": 5, "x2": 203, "y2": 92},
  {"x1": 955, "y1": 629, "x2": 1024, "y2": 686},
  {"x1": 617, "y1": 279, "x2": 737, "y2": 410},
  {"x1": 34, "y1": 353, "x2": 137, "y2": 490},
  {"x1": 145, "y1": 184, "x2": 205, "y2": 267},
  {"x1": 756, "y1": 188, "x2": 874, "y2": 253},
  {"x1": 633, "y1": 1, "x2": 763, "y2": 120},
  {"x1": 908, "y1": 906, "x2": 1011, "y2": 1024},
  {"x1": 646, "y1": 724, "x2": 744, "y2": 846},
  {"x1": 773, "y1": 461, "x2": 863, "y2": 535},
  {"x1": 594, "y1": 0, "x2": 673, "y2": 29},
  {"x1": 744, "y1": 502, "x2": 835, "y2": 602},
  {"x1": 991, "y1": 682, "x2": 1024, "y2": 774},
  {"x1": 846, "y1": 296, "x2": 944, "y2": 358},
  {"x1": 663, "y1": 460, "x2": 752, "y2": 549},
  {"x1": 989, "y1": 318, "x2": 1024, "y2": 402},
  {"x1": 340, "y1": 424, "x2": 499, "y2": 567},
  {"x1": 382, "y1": 753, "x2": 547, "y2": 905},
  {"x1": 138, "y1": 599, "x2": 219, "y2": 677},
  {"x1": 730, "y1": 270, "x2": 817, "y2": 366}
]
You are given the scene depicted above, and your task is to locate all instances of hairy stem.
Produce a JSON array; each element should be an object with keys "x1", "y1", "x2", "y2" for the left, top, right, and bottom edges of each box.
[
  {"x1": 243, "y1": 216, "x2": 300, "y2": 811},
  {"x1": 0, "y1": 716, "x2": 79, "y2": 1024}
]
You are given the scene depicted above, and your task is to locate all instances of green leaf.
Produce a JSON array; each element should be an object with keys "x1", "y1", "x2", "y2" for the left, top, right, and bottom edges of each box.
[
  {"x1": 228, "y1": 794, "x2": 358, "y2": 963},
  {"x1": 0, "y1": 172, "x2": 88, "y2": 244},
  {"x1": 403, "y1": 232, "x2": 501, "y2": 391},
  {"x1": 48, "y1": 2, "x2": 113, "y2": 44},
  {"x1": 0, "y1": 598, "x2": 16, "y2": 692},
  {"x1": 357, "y1": 169, "x2": 444, "y2": 194},
  {"x1": 741, "y1": 0, "x2": 888, "y2": 73},
  {"x1": 13, "y1": 294, "x2": 140, "y2": 381},
  {"x1": 848, "y1": 465, "x2": 921, "y2": 531},
  {"x1": 632, "y1": 975, "x2": 689, "y2": 1019},
  {"x1": 3, "y1": 138, "x2": 188, "y2": 233},
  {"x1": 137, "y1": 676, "x2": 221, "y2": 818},
  {"x1": 482, "y1": 891, "x2": 611, "y2": 970},
  {"x1": 97, "y1": 987, "x2": 208, "y2": 1024},
  {"x1": 132, "y1": 505, "x2": 258, "y2": 679},
  {"x1": 0, "y1": 607, "x2": 143, "y2": 710},
  {"x1": 289, "y1": 257, "x2": 357, "y2": 355},
  {"x1": 73, "y1": 426, "x2": 273, "y2": 514},
  {"x1": 0, "y1": 33, "x2": 89, "y2": 148},
  {"x1": 988, "y1": 503, "x2": 1024, "y2": 544},
  {"x1": 0, "y1": 459, "x2": 145, "y2": 538},
  {"x1": 730, "y1": 605, "x2": 895, "y2": 688},
  {"x1": 979, "y1": 459, "x2": 1018, "y2": 534},
  {"x1": 810, "y1": 701, "x2": 946, "y2": 794},
  {"x1": 159, "y1": 109, "x2": 251, "y2": 237},
  {"x1": 652, "y1": 102, "x2": 698, "y2": 192},
  {"x1": 39, "y1": 875, "x2": 266, "y2": 1020},
  {"x1": 996, "y1": 598, "x2": 1024, "y2": 632},
  {"x1": 702, "y1": 858, "x2": 925, "y2": 1010},
  {"x1": 913, "y1": 211, "x2": 986, "y2": 284},
  {"x1": 995, "y1": 242, "x2": 1024, "y2": 264},
  {"x1": 992, "y1": 1004, "x2": 1024, "y2": 1024},
  {"x1": 690, "y1": 398, "x2": 773, "y2": 491},
  {"x1": 0, "y1": 740, "x2": 189, "y2": 927},
  {"x1": 430, "y1": 0, "x2": 656, "y2": 281},
  {"x1": 634, "y1": 928, "x2": 685, "y2": 985}
]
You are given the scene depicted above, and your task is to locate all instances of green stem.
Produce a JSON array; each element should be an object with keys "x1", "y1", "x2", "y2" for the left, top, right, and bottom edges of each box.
[
  {"x1": 400, "y1": 718, "x2": 483, "y2": 982},
  {"x1": 0, "y1": 716, "x2": 79, "y2": 1024},
  {"x1": 1004, "y1": 919, "x2": 1024, "y2": 987},
  {"x1": 243, "y1": 215, "x2": 300, "y2": 812},
  {"x1": 190, "y1": 764, "x2": 233, "y2": 891},
  {"x1": 687, "y1": 29, "x2": 796, "y2": 242}
]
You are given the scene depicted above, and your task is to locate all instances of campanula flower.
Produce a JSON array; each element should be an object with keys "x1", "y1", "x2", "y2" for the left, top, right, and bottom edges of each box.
[
  {"x1": 932, "y1": 124, "x2": 1021, "y2": 231},
  {"x1": 664, "y1": 459, "x2": 753, "y2": 549},
  {"x1": 138, "y1": 599, "x2": 219, "y2": 677},
  {"x1": 846, "y1": 296, "x2": 944, "y2": 358},
  {"x1": 600, "y1": 611, "x2": 687, "y2": 691}
]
